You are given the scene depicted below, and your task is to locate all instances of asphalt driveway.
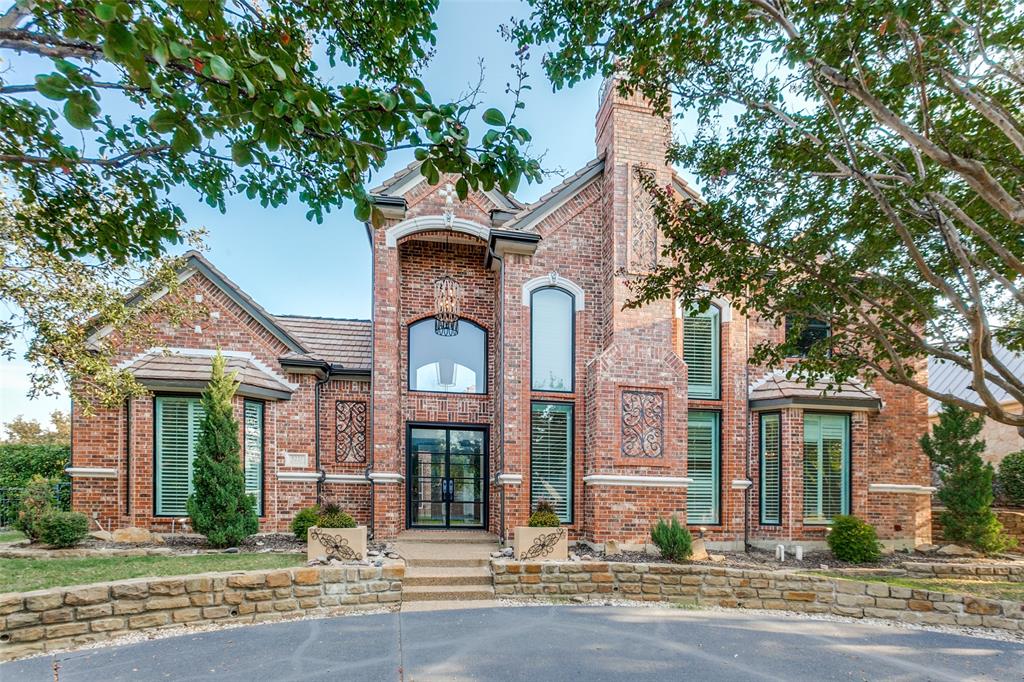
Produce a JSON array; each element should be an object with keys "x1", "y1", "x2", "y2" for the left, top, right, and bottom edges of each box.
[{"x1": 2, "y1": 606, "x2": 1021, "y2": 681}]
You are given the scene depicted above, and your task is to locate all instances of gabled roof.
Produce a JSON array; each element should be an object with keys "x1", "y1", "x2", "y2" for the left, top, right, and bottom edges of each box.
[
  {"x1": 275, "y1": 316, "x2": 372, "y2": 370},
  {"x1": 118, "y1": 348, "x2": 296, "y2": 400},
  {"x1": 502, "y1": 157, "x2": 605, "y2": 232},
  {"x1": 748, "y1": 370, "x2": 882, "y2": 411},
  {"x1": 928, "y1": 343, "x2": 1024, "y2": 414},
  {"x1": 369, "y1": 160, "x2": 524, "y2": 211}
]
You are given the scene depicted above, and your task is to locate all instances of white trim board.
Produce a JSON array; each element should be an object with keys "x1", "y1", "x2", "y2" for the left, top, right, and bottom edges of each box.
[
  {"x1": 868, "y1": 484, "x2": 936, "y2": 495},
  {"x1": 583, "y1": 474, "x2": 693, "y2": 489},
  {"x1": 384, "y1": 215, "x2": 490, "y2": 247},
  {"x1": 65, "y1": 467, "x2": 118, "y2": 479}
]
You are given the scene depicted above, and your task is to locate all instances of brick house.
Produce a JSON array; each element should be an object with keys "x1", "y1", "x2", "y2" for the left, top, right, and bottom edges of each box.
[{"x1": 70, "y1": 80, "x2": 933, "y2": 550}]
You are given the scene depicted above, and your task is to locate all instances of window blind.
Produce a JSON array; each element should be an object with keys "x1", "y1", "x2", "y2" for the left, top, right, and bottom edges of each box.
[
  {"x1": 760, "y1": 413, "x2": 781, "y2": 525},
  {"x1": 684, "y1": 305, "x2": 720, "y2": 399},
  {"x1": 803, "y1": 413, "x2": 849, "y2": 523},
  {"x1": 687, "y1": 411, "x2": 720, "y2": 524},
  {"x1": 155, "y1": 396, "x2": 203, "y2": 516},
  {"x1": 244, "y1": 400, "x2": 263, "y2": 516},
  {"x1": 531, "y1": 402, "x2": 573, "y2": 523}
]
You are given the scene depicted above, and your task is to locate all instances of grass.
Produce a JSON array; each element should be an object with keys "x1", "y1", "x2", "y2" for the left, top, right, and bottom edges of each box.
[
  {"x1": 0, "y1": 529, "x2": 26, "y2": 543},
  {"x1": 0, "y1": 553, "x2": 306, "y2": 593},
  {"x1": 814, "y1": 572, "x2": 1024, "y2": 603}
]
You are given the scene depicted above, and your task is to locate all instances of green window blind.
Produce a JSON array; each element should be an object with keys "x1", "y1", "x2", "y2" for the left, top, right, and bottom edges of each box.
[
  {"x1": 760, "y1": 413, "x2": 781, "y2": 525},
  {"x1": 684, "y1": 305, "x2": 720, "y2": 399},
  {"x1": 803, "y1": 413, "x2": 850, "y2": 524},
  {"x1": 155, "y1": 396, "x2": 203, "y2": 516},
  {"x1": 244, "y1": 400, "x2": 264, "y2": 516},
  {"x1": 531, "y1": 402, "x2": 573, "y2": 523},
  {"x1": 687, "y1": 411, "x2": 720, "y2": 524}
]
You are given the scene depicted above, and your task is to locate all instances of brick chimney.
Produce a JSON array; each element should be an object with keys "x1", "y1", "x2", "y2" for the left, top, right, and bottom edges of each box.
[{"x1": 594, "y1": 75, "x2": 675, "y2": 347}]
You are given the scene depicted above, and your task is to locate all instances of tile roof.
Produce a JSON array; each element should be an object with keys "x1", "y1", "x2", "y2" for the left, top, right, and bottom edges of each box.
[
  {"x1": 119, "y1": 349, "x2": 296, "y2": 398},
  {"x1": 928, "y1": 343, "x2": 1024, "y2": 414},
  {"x1": 749, "y1": 371, "x2": 882, "y2": 408},
  {"x1": 274, "y1": 316, "x2": 373, "y2": 370}
]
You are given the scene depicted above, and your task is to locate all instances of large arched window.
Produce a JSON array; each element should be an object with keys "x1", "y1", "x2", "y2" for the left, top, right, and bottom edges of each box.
[
  {"x1": 531, "y1": 287, "x2": 575, "y2": 392},
  {"x1": 408, "y1": 318, "x2": 487, "y2": 394},
  {"x1": 683, "y1": 303, "x2": 721, "y2": 399}
]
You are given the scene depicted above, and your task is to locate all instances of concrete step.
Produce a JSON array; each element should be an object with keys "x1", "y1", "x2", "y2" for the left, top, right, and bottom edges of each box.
[
  {"x1": 396, "y1": 530, "x2": 499, "y2": 544},
  {"x1": 402, "y1": 584, "x2": 496, "y2": 602},
  {"x1": 406, "y1": 557, "x2": 491, "y2": 568},
  {"x1": 404, "y1": 566, "x2": 492, "y2": 587}
]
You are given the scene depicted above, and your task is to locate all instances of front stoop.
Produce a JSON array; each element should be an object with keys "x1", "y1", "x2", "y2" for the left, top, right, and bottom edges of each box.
[{"x1": 395, "y1": 534, "x2": 498, "y2": 604}]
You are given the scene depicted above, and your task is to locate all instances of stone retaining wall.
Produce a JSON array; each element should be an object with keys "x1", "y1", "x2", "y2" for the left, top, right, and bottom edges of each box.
[
  {"x1": 903, "y1": 562, "x2": 1024, "y2": 583},
  {"x1": 0, "y1": 563, "x2": 404, "y2": 662},
  {"x1": 492, "y1": 561, "x2": 1023, "y2": 632}
]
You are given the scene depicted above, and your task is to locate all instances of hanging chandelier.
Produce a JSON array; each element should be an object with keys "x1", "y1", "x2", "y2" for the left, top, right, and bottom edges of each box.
[{"x1": 433, "y1": 275, "x2": 462, "y2": 336}]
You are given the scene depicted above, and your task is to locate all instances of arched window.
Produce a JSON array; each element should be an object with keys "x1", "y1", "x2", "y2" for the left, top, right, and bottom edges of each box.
[
  {"x1": 683, "y1": 304, "x2": 721, "y2": 399},
  {"x1": 408, "y1": 318, "x2": 486, "y2": 394},
  {"x1": 531, "y1": 287, "x2": 575, "y2": 392}
]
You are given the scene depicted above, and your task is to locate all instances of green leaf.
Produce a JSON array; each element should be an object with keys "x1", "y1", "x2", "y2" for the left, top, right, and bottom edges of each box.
[
  {"x1": 353, "y1": 197, "x2": 372, "y2": 222},
  {"x1": 455, "y1": 177, "x2": 468, "y2": 200},
  {"x1": 269, "y1": 62, "x2": 287, "y2": 81},
  {"x1": 149, "y1": 109, "x2": 178, "y2": 133},
  {"x1": 209, "y1": 55, "x2": 234, "y2": 81},
  {"x1": 35, "y1": 74, "x2": 70, "y2": 101},
  {"x1": 152, "y1": 43, "x2": 169, "y2": 68},
  {"x1": 170, "y1": 123, "x2": 200, "y2": 153},
  {"x1": 63, "y1": 99, "x2": 95, "y2": 130},
  {"x1": 292, "y1": 118, "x2": 304, "y2": 135},
  {"x1": 106, "y1": 23, "x2": 136, "y2": 55},
  {"x1": 240, "y1": 72, "x2": 256, "y2": 97},
  {"x1": 169, "y1": 41, "x2": 190, "y2": 59},
  {"x1": 94, "y1": 3, "x2": 116, "y2": 21},
  {"x1": 482, "y1": 108, "x2": 506, "y2": 127},
  {"x1": 231, "y1": 142, "x2": 253, "y2": 166}
]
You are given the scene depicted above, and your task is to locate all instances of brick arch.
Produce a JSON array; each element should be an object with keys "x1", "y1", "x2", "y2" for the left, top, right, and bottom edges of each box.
[
  {"x1": 402, "y1": 311, "x2": 491, "y2": 334},
  {"x1": 385, "y1": 215, "x2": 490, "y2": 247}
]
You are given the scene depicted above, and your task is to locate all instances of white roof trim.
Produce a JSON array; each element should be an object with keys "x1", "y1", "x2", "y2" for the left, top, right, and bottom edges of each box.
[
  {"x1": 521, "y1": 273, "x2": 586, "y2": 310},
  {"x1": 66, "y1": 466, "x2": 118, "y2": 479},
  {"x1": 868, "y1": 483, "x2": 936, "y2": 495},
  {"x1": 382, "y1": 168, "x2": 519, "y2": 210},
  {"x1": 583, "y1": 474, "x2": 693, "y2": 488},
  {"x1": 675, "y1": 295, "x2": 733, "y2": 323},
  {"x1": 506, "y1": 160, "x2": 604, "y2": 232},
  {"x1": 87, "y1": 268, "x2": 197, "y2": 347},
  {"x1": 385, "y1": 215, "x2": 490, "y2": 248}
]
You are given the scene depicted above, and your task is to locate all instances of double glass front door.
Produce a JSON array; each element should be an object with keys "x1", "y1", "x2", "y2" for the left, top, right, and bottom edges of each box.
[{"x1": 408, "y1": 426, "x2": 486, "y2": 528}]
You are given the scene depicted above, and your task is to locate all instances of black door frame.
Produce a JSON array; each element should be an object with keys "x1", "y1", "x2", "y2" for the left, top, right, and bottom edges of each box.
[{"x1": 405, "y1": 421, "x2": 489, "y2": 530}]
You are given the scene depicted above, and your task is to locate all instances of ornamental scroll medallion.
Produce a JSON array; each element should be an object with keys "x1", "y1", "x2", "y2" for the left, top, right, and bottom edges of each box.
[
  {"x1": 335, "y1": 400, "x2": 367, "y2": 463},
  {"x1": 629, "y1": 167, "x2": 658, "y2": 272},
  {"x1": 519, "y1": 527, "x2": 567, "y2": 561},
  {"x1": 621, "y1": 389, "x2": 665, "y2": 458},
  {"x1": 309, "y1": 528, "x2": 363, "y2": 562}
]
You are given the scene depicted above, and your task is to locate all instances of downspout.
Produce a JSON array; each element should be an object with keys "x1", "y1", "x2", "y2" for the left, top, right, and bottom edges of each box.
[
  {"x1": 489, "y1": 244, "x2": 506, "y2": 544},
  {"x1": 314, "y1": 369, "x2": 330, "y2": 505},
  {"x1": 367, "y1": 234, "x2": 376, "y2": 540},
  {"x1": 125, "y1": 398, "x2": 131, "y2": 517},
  {"x1": 743, "y1": 313, "x2": 750, "y2": 551}
]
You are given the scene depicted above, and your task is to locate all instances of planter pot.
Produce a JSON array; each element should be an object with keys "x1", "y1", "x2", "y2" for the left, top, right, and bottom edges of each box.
[
  {"x1": 514, "y1": 526, "x2": 568, "y2": 561},
  {"x1": 307, "y1": 526, "x2": 367, "y2": 563}
]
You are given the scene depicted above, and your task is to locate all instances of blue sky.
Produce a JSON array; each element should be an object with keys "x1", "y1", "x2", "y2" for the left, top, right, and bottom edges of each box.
[{"x1": 0, "y1": 0, "x2": 661, "y2": 426}]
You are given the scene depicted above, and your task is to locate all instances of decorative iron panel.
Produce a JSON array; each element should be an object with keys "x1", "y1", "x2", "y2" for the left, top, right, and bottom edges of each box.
[
  {"x1": 335, "y1": 400, "x2": 367, "y2": 463},
  {"x1": 629, "y1": 167, "x2": 658, "y2": 272},
  {"x1": 620, "y1": 389, "x2": 665, "y2": 458}
]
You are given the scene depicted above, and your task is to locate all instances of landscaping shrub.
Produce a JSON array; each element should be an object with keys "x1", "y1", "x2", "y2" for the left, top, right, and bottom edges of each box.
[
  {"x1": 650, "y1": 516, "x2": 693, "y2": 562},
  {"x1": 318, "y1": 502, "x2": 356, "y2": 529},
  {"x1": 921, "y1": 404, "x2": 1013, "y2": 554},
  {"x1": 997, "y1": 451, "x2": 1024, "y2": 507},
  {"x1": 826, "y1": 515, "x2": 882, "y2": 563},
  {"x1": 0, "y1": 444, "x2": 69, "y2": 488},
  {"x1": 14, "y1": 475, "x2": 58, "y2": 542},
  {"x1": 36, "y1": 511, "x2": 89, "y2": 548},
  {"x1": 187, "y1": 352, "x2": 259, "y2": 548},
  {"x1": 291, "y1": 506, "x2": 320, "y2": 540},
  {"x1": 527, "y1": 500, "x2": 561, "y2": 527}
]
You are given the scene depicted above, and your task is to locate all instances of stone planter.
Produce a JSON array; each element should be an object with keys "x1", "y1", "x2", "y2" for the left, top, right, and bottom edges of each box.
[
  {"x1": 307, "y1": 526, "x2": 367, "y2": 563},
  {"x1": 513, "y1": 526, "x2": 568, "y2": 561}
]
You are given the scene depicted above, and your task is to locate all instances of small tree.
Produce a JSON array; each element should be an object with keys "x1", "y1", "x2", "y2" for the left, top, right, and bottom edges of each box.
[
  {"x1": 921, "y1": 404, "x2": 1011, "y2": 554},
  {"x1": 187, "y1": 351, "x2": 258, "y2": 548}
]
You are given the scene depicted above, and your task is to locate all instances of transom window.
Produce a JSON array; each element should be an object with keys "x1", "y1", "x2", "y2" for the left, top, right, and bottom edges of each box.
[
  {"x1": 683, "y1": 304, "x2": 721, "y2": 399},
  {"x1": 803, "y1": 413, "x2": 850, "y2": 524},
  {"x1": 408, "y1": 318, "x2": 486, "y2": 394},
  {"x1": 531, "y1": 287, "x2": 575, "y2": 392}
]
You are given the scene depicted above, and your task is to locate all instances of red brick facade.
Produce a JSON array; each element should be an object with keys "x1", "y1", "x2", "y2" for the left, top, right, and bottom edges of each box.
[{"x1": 72, "y1": 79, "x2": 931, "y2": 549}]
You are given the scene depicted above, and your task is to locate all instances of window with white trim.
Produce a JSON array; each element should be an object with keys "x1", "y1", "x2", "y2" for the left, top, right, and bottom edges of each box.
[
  {"x1": 530, "y1": 402, "x2": 573, "y2": 523},
  {"x1": 802, "y1": 413, "x2": 850, "y2": 524},
  {"x1": 684, "y1": 304, "x2": 720, "y2": 399},
  {"x1": 686, "y1": 410, "x2": 720, "y2": 524},
  {"x1": 531, "y1": 287, "x2": 574, "y2": 392},
  {"x1": 155, "y1": 396, "x2": 203, "y2": 516},
  {"x1": 760, "y1": 413, "x2": 781, "y2": 525}
]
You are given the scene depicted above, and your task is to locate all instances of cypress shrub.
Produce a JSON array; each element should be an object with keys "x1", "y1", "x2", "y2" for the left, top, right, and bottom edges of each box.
[
  {"x1": 291, "y1": 506, "x2": 320, "y2": 540},
  {"x1": 997, "y1": 451, "x2": 1024, "y2": 507},
  {"x1": 187, "y1": 352, "x2": 259, "y2": 548},
  {"x1": 650, "y1": 516, "x2": 693, "y2": 562},
  {"x1": 13, "y1": 475, "x2": 58, "y2": 541}
]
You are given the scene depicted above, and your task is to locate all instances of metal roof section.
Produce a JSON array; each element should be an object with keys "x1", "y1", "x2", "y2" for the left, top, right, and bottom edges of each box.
[
  {"x1": 748, "y1": 370, "x2": 883, "y2": 412},
  {"x1": 927, "y1": 343, "x2": 1024, "y2": 414}
]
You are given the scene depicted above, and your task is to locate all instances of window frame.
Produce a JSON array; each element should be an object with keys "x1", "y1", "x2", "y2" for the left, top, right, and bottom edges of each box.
[
  {"x1": 758, "y1": 411, "x2": 783, "y2": 526},
  {"x1": 243, "y1": 398, "x2": 265, "y2": 517},
  {"x1": 801, "y1": 411, "x2": 852, "y2": 526},
  {"x1": 686, "y1": 409, "x2": 722, "y2": 526},
  {"x1": 530, "y1": 286, "x2": 576, "y2": 394},
  {"x1": 785, "y1": 316, "x2": 831, "y2": 357},
  {"x1": 683, "y1": 303, "x2": 722, "y2": 401},
  {"x1": 529, "y1": 400, "x2": 575, "y2": 525},
  {"x1": 152, "y1": 393, "x2": 203, "y2": 518},
  {"x1": 407, "y1": 316, "x2": 489, "y2": 395}
]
